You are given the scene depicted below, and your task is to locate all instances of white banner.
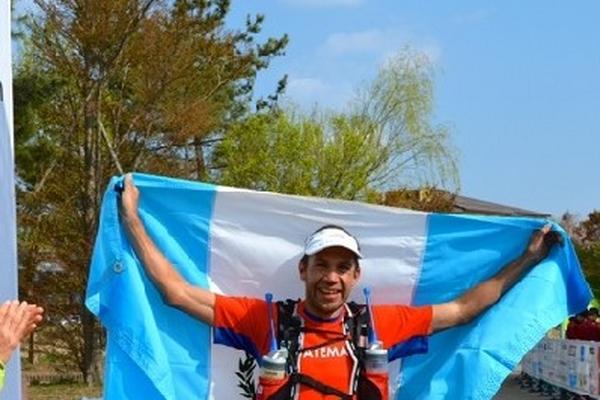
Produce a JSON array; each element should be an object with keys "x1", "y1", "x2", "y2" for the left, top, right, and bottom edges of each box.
[
  {"x1": 0, "y1": 1, "x2": 21, "y2": 399},
  {"x1": 523, "y1": 338, "x2": 600, "y2": 398}
]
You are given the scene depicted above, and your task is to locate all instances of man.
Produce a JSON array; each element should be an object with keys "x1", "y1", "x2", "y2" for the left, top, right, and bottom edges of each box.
[
  {"x1": 119, "y1": 174, "x2": 561, "y2": 399},
  {"x1": 0, "y1": 300, "x2": 44, "y2": 391}
]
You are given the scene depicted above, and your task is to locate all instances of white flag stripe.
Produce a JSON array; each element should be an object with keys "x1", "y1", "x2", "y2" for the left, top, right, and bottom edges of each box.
[{"x1": 208, "y1": 187, "x2": 428, "y2": 399}]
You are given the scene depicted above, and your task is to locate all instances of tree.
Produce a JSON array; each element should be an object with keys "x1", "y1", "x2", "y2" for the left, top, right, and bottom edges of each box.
[
  {"x1": 560, "y1": 211, "x2": 600, "y2": 299},
  {"x1": 576, "y1": 211, "x2": 600, "y2": 299},
  {"x1": 378, "y1": 188, "x2": 455, "y2": 212},
  {"x1": 580, "y1": 211, "x2": 600, "y2": 245},
  {"x1": 355, "y1": 48, "x2": 458, "y2": 191},
  {"x1": 214, "y1": 47, "x2": 458, "y2": 201},
  {"x1": 15, "y1": 0, "x2": 287, "y2": 382},
  {"x1": 578, "y1": 243, "x2": 600, "y2": 300},
  {"x1": 215, "y1": 112, "x2": 381, "y2": 199}
]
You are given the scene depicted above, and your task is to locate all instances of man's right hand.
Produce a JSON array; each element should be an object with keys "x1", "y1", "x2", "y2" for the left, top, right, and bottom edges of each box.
[
  {"x1": 117, "y1": 173, "x2": 217, "y2": 326},
  {"x1": 120, "y1": 174, "x2": 141, "y2": 224}
]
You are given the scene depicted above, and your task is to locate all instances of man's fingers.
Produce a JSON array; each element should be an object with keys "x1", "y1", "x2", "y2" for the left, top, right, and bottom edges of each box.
[
  {"x1": 124, "y1": 173, "x2": 134, "y2": 190},
  {"x1": 544, "y1": 230, "x2": 564, "y2": 247},
  {"x1": 533, "y1": 224, "x2": 552, "y2": 242},
  {"x1": 540, "y1": 223, "x2": 552, "y2": 234}
]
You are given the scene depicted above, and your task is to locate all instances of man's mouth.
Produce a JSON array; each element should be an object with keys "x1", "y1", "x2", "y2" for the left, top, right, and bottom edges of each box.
[{"x1": 318, "y1": 288, "x2": 341, "y2": 298}]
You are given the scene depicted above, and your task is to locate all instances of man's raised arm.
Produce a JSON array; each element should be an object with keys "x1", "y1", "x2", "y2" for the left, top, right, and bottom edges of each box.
[
  {"x1": 431, "y1": 224, "x2": 562, "y2": 332},
  {"x1": 120, "y1": 174, "x2": 216, "y2": 325}
]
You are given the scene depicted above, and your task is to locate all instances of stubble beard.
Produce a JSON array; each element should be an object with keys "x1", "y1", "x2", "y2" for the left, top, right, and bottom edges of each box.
[{"x1": 306, "y1": 287, "x2": 348, "y2": 319}]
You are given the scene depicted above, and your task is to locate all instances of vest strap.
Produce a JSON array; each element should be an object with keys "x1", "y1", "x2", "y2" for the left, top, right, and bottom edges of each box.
[{"x1": 290, "y1": 372, "x2": 353, "y2": 399}]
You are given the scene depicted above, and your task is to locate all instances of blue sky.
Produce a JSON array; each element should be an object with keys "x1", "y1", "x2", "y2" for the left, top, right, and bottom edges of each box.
[{"x1": 227, "y1": 0, "x2": 600, "y2": 219}]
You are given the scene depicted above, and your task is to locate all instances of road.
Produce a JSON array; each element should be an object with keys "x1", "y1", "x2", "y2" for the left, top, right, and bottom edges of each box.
[{"x1": 494, "y1": 374, "x2": 575, "y2": 400}]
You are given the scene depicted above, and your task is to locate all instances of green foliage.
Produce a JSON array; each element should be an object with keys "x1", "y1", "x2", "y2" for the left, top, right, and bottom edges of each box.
[
  {"x1": 574, "y1": 211, "x2": 600, "y2": 299},
  {"x1": 215, "y1": 48, "x2": 459, "y2": 201},
  {"x1": 236, "y1": 352, "x2": 257, "y2": 399},
  {"x1": 14, "y1": 0, "x2": 287, "y2": 381},
  {"x1": 13, "y1": 58, "x2": 64, "y2": 187},
  {"x1": 581, "y1": 211, "x2": 600, "y2": 244},
  {"x1": 378, "y1": 187, "x2": 456, "y2": 212},
  {"x1": 355, "y1": 48, "x2": 459, "y2": 191},
  {"x1": 577, "y1": 243, "x2": 600, "y2": 299},
  {"x1": 561, "y1": 211, "x2": 600, "y2": 300},
  {"x1": 215, "y1": 112, "x2": 382, "y2": 199}
]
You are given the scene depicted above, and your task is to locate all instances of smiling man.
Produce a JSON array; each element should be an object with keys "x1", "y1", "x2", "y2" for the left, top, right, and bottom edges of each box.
[
  {"x1": 300, "y1": 226, "x2": 363, "y2": 318},
  {"x1": 119, "y1": 174, "x2": 561, "y2": 400}
]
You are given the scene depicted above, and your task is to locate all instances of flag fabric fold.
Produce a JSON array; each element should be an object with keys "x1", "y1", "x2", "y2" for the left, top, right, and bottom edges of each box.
[{"x1": 86, "y1": 173, "x2": 591, "y2": 400}]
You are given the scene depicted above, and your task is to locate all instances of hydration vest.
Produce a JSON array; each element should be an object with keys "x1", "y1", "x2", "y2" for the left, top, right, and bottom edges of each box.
[{"x1": 259, "y1": 299, "x2": 426, "y2": 400}]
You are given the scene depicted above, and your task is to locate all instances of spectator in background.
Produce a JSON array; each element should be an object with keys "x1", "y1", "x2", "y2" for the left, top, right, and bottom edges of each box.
[
  {"x1": 566, "y1": 308, "x2": 600, "y2": 342},
  {"x1": 0, "y1": 301, "x2": 44, "y2": 391},
  {"x1": 566, "y1": 316, "x2": 579, "y2": 339}
]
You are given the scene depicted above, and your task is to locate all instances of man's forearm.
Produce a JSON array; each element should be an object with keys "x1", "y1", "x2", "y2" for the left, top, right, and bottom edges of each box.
[
  {"x1": 457, "y1": 253, "x2": 538, "y2": 323},
  {"x1": 125, "y1": 217, "x2": 184, "y2": 303},
  {"x1": 125, "y1": 215, "x2": 187, "y2": 300},
  {"x1": 120, "y1": 175, "x2": 216, "y2": 324},
  {"x1": 432, "y1": 253, "x2": 539, "y2": 331},
  {"x1": 123, "y1": 215, "x2": 216, "y2": 324}
]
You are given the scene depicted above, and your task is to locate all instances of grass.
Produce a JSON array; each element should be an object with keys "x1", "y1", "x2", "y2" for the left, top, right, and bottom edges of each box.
[
  {"x1": 26, "y1": 383, "x2": 102, "y2": 400},
  {"x1": 19, "y1": 339, "x2": 104, "y2": 399}
]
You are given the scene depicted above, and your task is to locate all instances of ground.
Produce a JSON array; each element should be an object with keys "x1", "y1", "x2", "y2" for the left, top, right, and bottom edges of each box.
[{"x1": 21, "y1": 374, "x2": 558, "y2": 400}]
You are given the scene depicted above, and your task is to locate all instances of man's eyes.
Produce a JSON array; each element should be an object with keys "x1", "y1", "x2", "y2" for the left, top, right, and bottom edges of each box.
[{"x1": 313, "y1": 262, "x2": 352, "y2": 272}]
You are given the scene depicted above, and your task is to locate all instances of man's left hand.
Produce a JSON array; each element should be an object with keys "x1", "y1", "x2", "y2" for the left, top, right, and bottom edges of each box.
[{"x1": 523, "y1": 224, "x2": 563, "y2": 264}]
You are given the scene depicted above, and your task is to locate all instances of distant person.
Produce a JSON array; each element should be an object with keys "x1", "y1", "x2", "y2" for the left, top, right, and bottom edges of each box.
[
  {"x1": 0, "y1": 300, "x2": 44, "y2": 391},
  {"x1": 566, "y1": 316, "x2": 579, "y2": 339}
]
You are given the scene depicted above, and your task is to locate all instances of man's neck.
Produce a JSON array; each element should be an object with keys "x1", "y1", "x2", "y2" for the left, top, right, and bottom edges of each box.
[{"x1": 302, "y1": 301, "x2": 344, "y2": 322}]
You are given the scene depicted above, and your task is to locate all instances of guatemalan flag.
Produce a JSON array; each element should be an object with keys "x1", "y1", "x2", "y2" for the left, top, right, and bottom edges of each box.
[{"x1": 85, "y1": 173, "x2": 591, "y2": 400}]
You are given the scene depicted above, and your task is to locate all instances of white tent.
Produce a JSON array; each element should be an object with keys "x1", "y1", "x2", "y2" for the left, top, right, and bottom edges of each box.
[{"x1": 0, "y1": 2, "x2": 22, "y2": 400}]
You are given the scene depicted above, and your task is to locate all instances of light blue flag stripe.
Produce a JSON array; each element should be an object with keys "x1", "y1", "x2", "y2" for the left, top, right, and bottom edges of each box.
[
  {"x1": 87, "y1": 174, "x2": 218, "y2": 399},
  {"x1": 399, "y1": 213, "x2": 591, "y2": 399}
]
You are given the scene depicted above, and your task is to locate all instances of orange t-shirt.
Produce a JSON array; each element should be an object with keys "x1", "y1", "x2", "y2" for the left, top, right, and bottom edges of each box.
[{"x1": 213, "y1": 295, "x2": 432, "y2": 399}]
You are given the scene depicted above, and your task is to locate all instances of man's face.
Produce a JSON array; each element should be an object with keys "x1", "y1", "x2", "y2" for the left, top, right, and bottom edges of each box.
[{"x1": 299, "y1": 246, "x2": 361, "y2": 319}]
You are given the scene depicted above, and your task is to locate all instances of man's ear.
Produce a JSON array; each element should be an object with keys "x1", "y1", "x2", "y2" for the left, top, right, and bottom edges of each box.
[
  {"x1": 299, "y1": 260, "x2": 307, "y2": 282},
  {"x1": 354, "y1": 265, "x2": 361, "y2": 280}
]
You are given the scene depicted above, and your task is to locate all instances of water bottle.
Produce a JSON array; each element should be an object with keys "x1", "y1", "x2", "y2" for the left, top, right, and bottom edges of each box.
[
  {"x1": 361, "y1": 341, "x2": 389, "y2": 399},
  {"x1": 364, "y1": 341, "x2": 388, "y2": 374},
  {"x1": 359, "y1": 288, "x2": 390, "y2": 399},
  {"x1": 257, "y1": 349, "x2": 289, "y2": 400},
  {"x1": 260, "y1": 349, "x2": 288, "y2": 380}
]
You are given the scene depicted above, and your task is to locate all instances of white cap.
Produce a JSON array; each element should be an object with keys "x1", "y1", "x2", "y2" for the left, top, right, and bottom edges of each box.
[{"x1": 304, "y1": 227, "x2": 362, "y2": 258}]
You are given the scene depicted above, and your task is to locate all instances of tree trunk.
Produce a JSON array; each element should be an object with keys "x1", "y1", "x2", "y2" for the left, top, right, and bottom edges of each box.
[
  {"x1": 28, "y1": 332, "x2": 34, "y2": 364},
  {"x1": 194, "y1": 136, "x2": 206, "y2": 180},
  {"x1": 82, "y1": 307, "x2": 97, "y2": 385},
  {"x1": 81, "y1": 99, "x2": 99, "y2": 385}
]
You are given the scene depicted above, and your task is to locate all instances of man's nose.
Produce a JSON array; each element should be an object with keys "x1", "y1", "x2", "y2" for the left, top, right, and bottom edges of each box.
[{"x1": 322, "y1": 269, "x2": 339, "y2": 282}]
